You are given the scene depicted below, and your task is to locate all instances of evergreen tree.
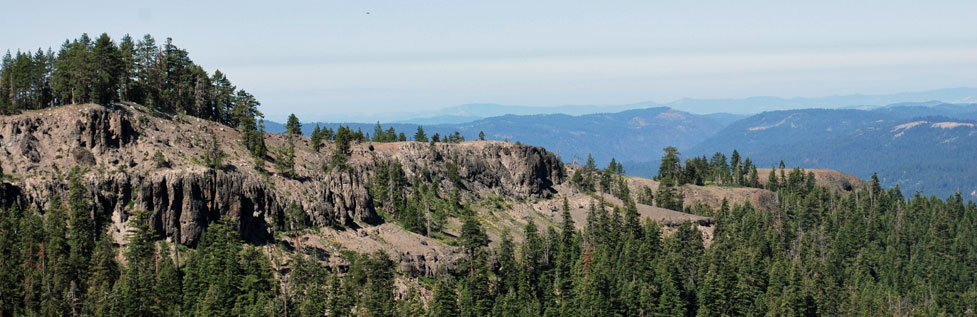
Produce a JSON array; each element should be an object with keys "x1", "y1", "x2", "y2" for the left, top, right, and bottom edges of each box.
[
  {"x1": 91, "y1": 33, "x2": 122, "y2": 104},
  {"x1": 730, "y1": 149, "x2": 742, "y2": 186},
  {"x1": 556, "y1": 197, "x2": 578, "y2": 308},
  {"x1": 275, "y1": 135, "x2": 296, "y2": 177},
  {"x1": 211, "y1": 69, "x2": 236, "y2": 123},
  {"x1": 182, "y1": 217, "x2": 243, "y2": 315},
  {"x1": 460, "y1": 212, "x2": 489, "y2": 279},
  {"x1": 0, "y1": 204, "x2": 24, "y2": 315},
  {"x1": 83, "y1": 233, "x2": 119, "y2": 316},
  {"x1": 41, "y1": 194, "x2": 71, "y2": 316},
  {"x1": 496, "y1": 230, "x2": 518, "y2": 294},
  {"x1": 373, "y1": 121, "x2": 385, "y2": 142},
  {"x1": 414, "y1": 126, "x2": 428, "y2": 142},
  {"x1": 67, "y1": 168, "x2": 94, "y2": 285},
  {"x1": 118, "y1": 210, "x2": 159, "y2": 316},
  {"x1": 430, "y1": 278, "x2": 459, "y2": 317},
  {"x1": 206, "y1": 130, "x2": 225, "y2": 170},
  {"x1": 330, "y1": 126, "x2": 352, "y2": 171},
  {"x1": 232, "y1": 246, "x2": 277, "y2": 316},
  {"x1": 285, "y1": 113, "x2": 302, "y2": 135},
  {"x1": 655, "y1": 176, "x2": 684, "y2": 211},
  {"x1": 361, "y1": 250, "x2": 396, "y2": 317},
  {"x1": 658, "y1": 146, "x2": 681, "y2": 183},
  {"x1": 310, "y1": 124, "x2": 323, "y2": 152},
  {"x1": 767, "y1": 166, "x2": 779, "y2": 191},
  {"x1": 156, "y1": 243, "x2": 182, "y2": 316}
]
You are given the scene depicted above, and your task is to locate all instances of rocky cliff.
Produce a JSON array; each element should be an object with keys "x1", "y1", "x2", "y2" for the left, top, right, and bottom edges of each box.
[{"x1": 0, "y1": 104, "x2": 564, "y2": 246}]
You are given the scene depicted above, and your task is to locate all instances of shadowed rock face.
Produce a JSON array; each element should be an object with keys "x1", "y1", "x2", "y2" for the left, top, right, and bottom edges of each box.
[
  {"x1": 380, "y1": 141, "x2": 564, "y2": 199},
  {"x1": 0, "y1": 104, "x2": 565, "y2": 246}
]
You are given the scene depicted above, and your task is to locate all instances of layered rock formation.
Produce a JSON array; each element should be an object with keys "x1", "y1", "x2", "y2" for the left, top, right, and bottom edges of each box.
[{"x1": 0, "y1": 104, "x2": 564, "y2": 246}]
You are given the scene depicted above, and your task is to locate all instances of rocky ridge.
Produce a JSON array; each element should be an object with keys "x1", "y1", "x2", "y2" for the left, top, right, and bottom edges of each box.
[
  {"x1": 0, "y1": 103, "x2": 867, "y2": 275},
  {"x1": 0, "y1": 104, "x2": 564, "y2": 248}
]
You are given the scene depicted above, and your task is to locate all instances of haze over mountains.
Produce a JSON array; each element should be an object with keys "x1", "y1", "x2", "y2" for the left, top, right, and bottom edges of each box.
[
  {"x1": 271, "y1": 88, "x2": 977, "y2": 198},
  {"x1": 4, "y1": 24, "x2": 977, "y2": 315},
  {"x1": 686, "y1": 106, "x2": 977, "y2": 198},
  {"x1": 315, "y1": 87, "x2": 977, "y2": 124}
]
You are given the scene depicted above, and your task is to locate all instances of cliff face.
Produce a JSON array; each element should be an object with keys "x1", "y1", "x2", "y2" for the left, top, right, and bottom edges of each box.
[{"x1": 0, "y1": 104, "x2": 564, "y2": 246}]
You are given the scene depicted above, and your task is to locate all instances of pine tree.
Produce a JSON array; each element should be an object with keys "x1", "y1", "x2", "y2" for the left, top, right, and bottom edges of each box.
[
  {"x1": 414, "y1": 126, "x2": 428, "y2": 142},
  {"x1": 372, "y1": 121, "x2": 384, "y2": 142},
  {"x1": 91, "y1": 33, "x2": 122, "y2": 104},
  {"x1": 330, "y1": 126, "x2": 351, "y2": 171},
  {"x1": 275, "y1": 135, "x2": 296, "y2": 177},
  {"x1": 459, "y1": 212, "x2": 488, "y2": 279},
  {"x1": 17, "y1": 206, "x2": 45, "y2": 314},
  {"x1": 557, "y1": 196, "x2": 578, "y2": 308},
  {"x1": 310, "y1": 124, "x2": 323, "y2": 152},
  {"x1": 41, "y1": 194, "x2": 71, "y2": 316},
  {"x1": 232, "y1": 246, "x2": 277, "y2": 317},
  {"x1": 656, "y1": 269, "x2": 686, "y2": 316},
  {"x1": 206, "y1": 130, "x2": 225, "y2": 170},
  {"x1": 520, "y1": 219, "x2": 543, "y2": 300},
  {"x1": 211, "y1": 70, "x2": 235, "y2": 124},
  {"x1": 231, "y1": 89, "x2": 261, "y2": 131},
  {"x1": 285, "y1": 202, "x2": 307, "y2": 231},
  {"x1": 117, "y1": 34, "x2": 136, "y2": 102},
  {"x1": 0, "y1": 204, "x2": 24, "y2": 315},
  {"x1": 767, "y1": 166, "x2": 779, "y2": 191},
  {"x1": 83, "y1": 233, "x2": 119, "y2": 316},
  {"x1": 399, "y1": 286, "x2": 427, "y2": 316},
  {"x1": 584, "y1": 154, "x2": 597, "y2": 171},
  {"x1": 156, "y1": 243, "x2": 182, "y2": 316},
  {"x1": 285, "y1": 113, "x2": 302, "y2": 135},
  {"x1": 655, "y1": 176, "x2": 684, "y2": 211},
  {"x1": 67, "y1": 168, "x2": 94, "y2": 284},
  {"x1": 429, "y1": 278, "x2": 458, "y2": 317},
  {"x1": 730, "y1": 149, "x2": 742, "y2": 186},
  {"x1": 118, "y1": 209, "x2": 159, "y2": 316},
  {"x1": 361, "y1": 250, "x2": 396, "y2": 317},
  {"x1": 182, "y1": 217, "x2": 242, "y2": 315},
  {"x1": 496, "y1": 230, "x2": 518, "y2": 294},
  {"x1": 657, "y1": 146, "x2": 681, "y2": 183}
]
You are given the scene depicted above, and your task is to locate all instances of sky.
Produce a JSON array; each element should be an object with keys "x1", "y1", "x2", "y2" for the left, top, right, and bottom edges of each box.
[{"x1": 2, "y1": 0, "x2": 977, "y2": 122}]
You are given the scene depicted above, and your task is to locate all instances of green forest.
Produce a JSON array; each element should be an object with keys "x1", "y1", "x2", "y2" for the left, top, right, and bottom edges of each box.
[
  {"x1": 1, "y1": 34, "x2": 976, "y2": 316},
  {"x1": 2, "y1": 158, "x2": 976, "y2": 316}
]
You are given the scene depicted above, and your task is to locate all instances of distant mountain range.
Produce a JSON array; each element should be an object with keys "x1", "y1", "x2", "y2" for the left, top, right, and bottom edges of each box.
[
  {"x1": 267, "y1": 107, "x2": 724, "y2": 164},
  {"x1": 270, "y1": 92, "x2": 977, "y2": 198},
  {"x1": 679, "y1": 102, "x2": 977, "y2": 198},
  {"x1": 308, "y1": 87, "x2": 977, "y2": 124}
]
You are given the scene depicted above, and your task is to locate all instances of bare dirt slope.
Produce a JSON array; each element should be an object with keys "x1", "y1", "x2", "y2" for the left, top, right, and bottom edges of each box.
[{"x1": 624, "y1": 175, "x2": 780, "y2": 212}]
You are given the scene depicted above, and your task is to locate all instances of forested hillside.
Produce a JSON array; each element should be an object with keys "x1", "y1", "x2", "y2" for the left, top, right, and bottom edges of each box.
[
  {"x1": 2, "y1": 137, "x2": 975, "y2": 315},
  {"x1": 1, "y1": 34, "x2": 976, "y2": 317},
  {"x1": 1, "y1": 33, "x2": 267, "y2": 157}
]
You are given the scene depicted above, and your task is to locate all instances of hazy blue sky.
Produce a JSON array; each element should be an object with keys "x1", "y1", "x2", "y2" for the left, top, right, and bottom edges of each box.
[{"x1": 3, "y1": 0, "x2": 977, "y2": 121}]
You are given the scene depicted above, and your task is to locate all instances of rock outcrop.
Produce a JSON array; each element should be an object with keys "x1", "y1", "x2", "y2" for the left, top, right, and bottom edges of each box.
[{"x1": 0, "y1": 104, "x2": 565, "y2": 247}]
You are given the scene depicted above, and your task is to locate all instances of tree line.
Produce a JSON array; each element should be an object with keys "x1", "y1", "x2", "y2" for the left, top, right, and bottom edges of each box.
[
  {"x1": 2, "y1": 33, "x2": 262, "y2": 128},
  {"x1": 2, "y1": 156, "x2": 976, "y2": 316},
  {"x1": 657, "y1": 146, "x2": 763, "y2": 188}
]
